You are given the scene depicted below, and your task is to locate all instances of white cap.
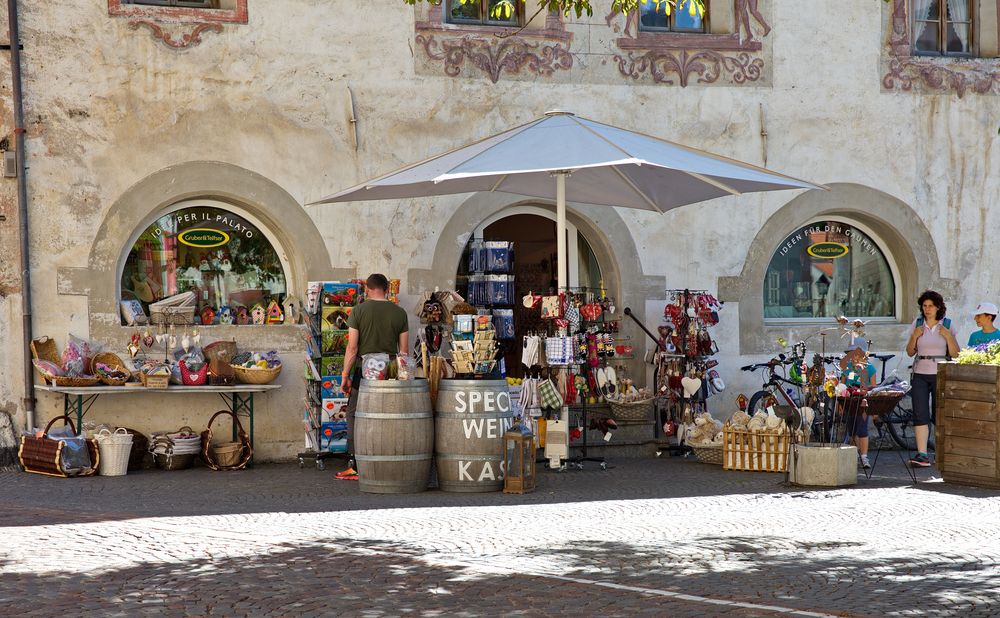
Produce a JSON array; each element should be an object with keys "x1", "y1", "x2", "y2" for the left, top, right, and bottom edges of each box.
[{"x1": 973, "y1": 302, "x2": 999, "y2": 317}]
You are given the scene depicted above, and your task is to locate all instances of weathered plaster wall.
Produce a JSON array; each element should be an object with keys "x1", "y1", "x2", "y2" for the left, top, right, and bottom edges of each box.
[{"x1": 2, "y1": 0, "x2": 998, "y2": 458}]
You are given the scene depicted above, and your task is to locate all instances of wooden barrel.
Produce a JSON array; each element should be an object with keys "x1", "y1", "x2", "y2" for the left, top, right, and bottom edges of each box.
[
  {"x1": 435, "y1": 379, "x2": 516, "y2": 492},
  {"x1": 355, "y1": 379, "x2": 434, "y2": 494}
]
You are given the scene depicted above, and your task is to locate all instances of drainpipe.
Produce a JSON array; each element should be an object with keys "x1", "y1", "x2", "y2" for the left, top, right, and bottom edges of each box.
[{"x1": 7, "y1": 0, "x2": 34, "y2": 431}]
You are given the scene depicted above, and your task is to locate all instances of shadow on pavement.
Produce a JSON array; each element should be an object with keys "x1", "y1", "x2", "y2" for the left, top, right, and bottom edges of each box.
[
  {"x1": 0, "y1": 538, "x2": 789, "y2": 618},
  {"x1": 0, "y1": 455, "x2": 991, "y2": 527},
  {"x1": 5, "y1": 533, "x2": 997, "y2": 617}
]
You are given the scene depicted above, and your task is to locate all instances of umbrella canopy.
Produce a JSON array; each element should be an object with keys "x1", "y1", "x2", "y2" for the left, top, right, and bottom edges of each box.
[{"x1": 311, "y1": 111, "x2": 825, "y2": 286}]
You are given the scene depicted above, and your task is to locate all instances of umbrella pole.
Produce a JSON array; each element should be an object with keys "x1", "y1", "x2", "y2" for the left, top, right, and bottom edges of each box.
[{"x1": 556, "y1": 172, "x2": 568, "y2": 291}]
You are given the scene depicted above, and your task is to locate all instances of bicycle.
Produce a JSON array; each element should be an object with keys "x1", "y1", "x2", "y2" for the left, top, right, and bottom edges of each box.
[
  {"x1": 869, "y1": 353, "x2": 932, "y2": 452},
  {"x1": 741, "y1": 348, "x2": 850, "y2": 444}
]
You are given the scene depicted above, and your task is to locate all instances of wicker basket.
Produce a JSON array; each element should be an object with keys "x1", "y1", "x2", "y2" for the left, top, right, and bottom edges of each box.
[
  {"x1": 52, "y1": 375, "x2": 101, "y2": 387},
  {"x1": 31, "y1": 337, "x2": 62, "y2": 384},
  {"x1": 689, "y1": 443, "x2": 724, "y2": 465},
  {"x1": 92, "y1": 352, "x2": 131, "y2": 386},
  {"x1": 835, "y1": 392, "x2": 906, "y2": 419},
  {"x1": 95, "y1": 428, "x2": 133, "y2": 476},
  {"x1": 201, "y1": 410, "x2": 252, "y2": 471},
  {"x1": 149, "y1": 433, "x2": 199, "y2": 470},
  {"x1": 232, "y1": 363, "x2": 282, "y2": 385},
  {"x1": 608, "y1": 398, "x2": 654, "y2": 422},
  {"x1": 211, "y1": 442, "x2": 245, "y2": 468}
]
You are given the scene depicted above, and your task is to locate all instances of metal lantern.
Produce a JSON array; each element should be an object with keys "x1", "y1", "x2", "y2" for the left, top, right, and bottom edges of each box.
[{"x1": 503, "y1": 422, "x2": 536, "y2": 494}]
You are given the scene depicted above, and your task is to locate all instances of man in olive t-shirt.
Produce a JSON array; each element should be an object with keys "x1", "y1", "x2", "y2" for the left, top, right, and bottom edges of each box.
[{"x1": 341, "y1": 273, "x2": 409, "y2": 467}]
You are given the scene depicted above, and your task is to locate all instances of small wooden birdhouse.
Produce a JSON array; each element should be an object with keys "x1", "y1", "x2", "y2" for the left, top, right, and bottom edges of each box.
[{"x1": 266, "y1": 299, "x2": 284, "y2": 324}]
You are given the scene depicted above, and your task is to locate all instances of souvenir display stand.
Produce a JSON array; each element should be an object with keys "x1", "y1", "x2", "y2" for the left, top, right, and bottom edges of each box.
[
  {"x1": 297, "y1": 280, "x2": 401, "y2": 471},
  {"x1": 514, "y1": 286, "x2": 647, "y2": 471},
  {"x1": 645, "y1": 289, "x2": 725, "y2": 457}
]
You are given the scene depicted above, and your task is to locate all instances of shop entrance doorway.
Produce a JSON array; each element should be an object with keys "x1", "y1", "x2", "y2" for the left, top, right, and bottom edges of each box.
[{"x1": 457, "y1": 209, "x2": 604, "y2": 377}]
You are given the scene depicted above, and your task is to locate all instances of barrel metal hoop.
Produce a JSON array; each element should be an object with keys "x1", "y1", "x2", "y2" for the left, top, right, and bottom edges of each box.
[
  {"x1": 435, "y1": 413, "x2": 516, "y2": 419},
  {"x1": 355, "y1": 412, "x2": 433, "y2": 419},
  {"x1": 435, "y1": 454, "x2": 503, "y2": 462},
  {"x1": 355, "y1": 454, "x2": 433, "y2": 462}
]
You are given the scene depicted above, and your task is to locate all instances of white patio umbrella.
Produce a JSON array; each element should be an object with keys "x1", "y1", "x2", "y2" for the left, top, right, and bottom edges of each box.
[{"x1": 311, "y1": 111, "x2": 824, "y2": 289}]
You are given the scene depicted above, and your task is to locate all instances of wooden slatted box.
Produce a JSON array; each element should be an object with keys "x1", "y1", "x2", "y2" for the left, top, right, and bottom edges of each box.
[
  {"x1": 722, "y1": 425, "x2": 790, "y2": 472},
  {"x1": 936, "y1": 363, "x2": 1000, "y2": 488}
]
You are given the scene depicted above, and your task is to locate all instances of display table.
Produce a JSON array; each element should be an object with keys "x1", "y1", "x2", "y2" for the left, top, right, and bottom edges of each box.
[{"x1": 36, "y1": 384, "x2": 281, "y2": 466}]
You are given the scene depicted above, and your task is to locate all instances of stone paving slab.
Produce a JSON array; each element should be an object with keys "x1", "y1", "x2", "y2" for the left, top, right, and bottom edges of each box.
[{"x1": 1, "y1": 456, "x2": 998, "y2": 616}]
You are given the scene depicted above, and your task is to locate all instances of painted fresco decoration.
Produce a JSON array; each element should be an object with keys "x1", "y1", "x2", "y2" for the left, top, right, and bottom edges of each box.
[
  {"x1": 107, "y1": 0, "x2": 249, "y2": 50},
  {"x1": 414, "y1": 4, "x2": 573, "y2": 83},
  {"x1": 609, "y1": 0, "x2": 771, "y2": 86},
  {"x1": 882, "y1": 0, "x2": 1000, "y2": 97}
]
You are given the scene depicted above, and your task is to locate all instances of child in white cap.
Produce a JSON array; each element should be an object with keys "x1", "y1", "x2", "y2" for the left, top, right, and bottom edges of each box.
[{"x1": 968, "y1": 302, "x2": 1000, "y2": 348}]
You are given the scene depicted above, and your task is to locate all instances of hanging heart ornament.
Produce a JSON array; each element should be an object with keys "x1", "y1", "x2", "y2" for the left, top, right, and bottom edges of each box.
[
  {"x1": 142, "y1": 330, "x2": 154, "y2": 348},
  {"x1": 681, "y1": 376, "x2": 702, "y2": 398}
]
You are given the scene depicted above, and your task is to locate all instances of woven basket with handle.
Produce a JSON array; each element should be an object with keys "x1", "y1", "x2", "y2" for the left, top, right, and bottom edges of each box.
[
  {"x1": 95, "y1": 428, "x2": 133, "y2": 476},
  {"x1": 201, "y1": 410, "x2": 252, "y2": 471},
  {"x1": 30, "y1": 337, "x2": 62, "y2": 384}
]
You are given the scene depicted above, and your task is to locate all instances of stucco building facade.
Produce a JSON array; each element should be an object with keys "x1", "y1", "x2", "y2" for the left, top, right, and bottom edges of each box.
[{"x1": 0, "y1": 0, "x2": 996, "y2": 460}]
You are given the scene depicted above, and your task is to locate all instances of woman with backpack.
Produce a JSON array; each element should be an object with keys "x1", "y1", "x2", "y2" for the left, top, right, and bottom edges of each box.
[{"x1": 905, "y1": 290, "x2": 960, "y2": 467}]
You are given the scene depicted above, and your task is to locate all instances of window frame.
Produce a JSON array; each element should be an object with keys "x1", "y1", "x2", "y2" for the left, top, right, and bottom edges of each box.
[
  {"x1": 762, "y1": 217, "x2": 902, "y2": 326},
  {"x1": 912, "y1": 0, "x2": 975, "y2": 57},
  {"x1": 637, "y1": 0, "x2": 709, "y2": 34},
  {"x1": 118, "y1": 199, "x2": 292, "y2": 326},
  {"x1": 445, "y1": 0, "x2": 523, "y2": 27}
]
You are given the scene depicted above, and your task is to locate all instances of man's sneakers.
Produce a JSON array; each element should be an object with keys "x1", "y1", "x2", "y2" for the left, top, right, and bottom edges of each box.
[
  {"x1": 860, "y1": 455, "x2": 871, "y2": 470},
  {"x1": 335, "y1": 467, "x2": 359, "y2": 481},
  {"x1": 909, "y1": 452, "x2": 932, "y2": 467}
]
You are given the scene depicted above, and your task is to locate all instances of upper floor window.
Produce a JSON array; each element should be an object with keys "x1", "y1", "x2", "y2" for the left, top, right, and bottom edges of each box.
[
  {"x1": 639, "y1": 0, "x2": 707, "y2": 33},
  {"x1": 447, "y1": 0, "x2": 521, "y2": 27},
  {"x1": 763, "y1": 221, "x2": 896, "y2": 320},
  {"x1": 124, "y1": 0, "x2": 218, "y2": 6},
  {"x1": 912, "y1": 0, "x2": 972, "y2": 56}
]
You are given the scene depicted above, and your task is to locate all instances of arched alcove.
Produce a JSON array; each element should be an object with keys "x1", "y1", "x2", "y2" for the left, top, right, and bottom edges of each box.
[{"x1": 719, "y1": 183, "x2": 959, "y2": 355}]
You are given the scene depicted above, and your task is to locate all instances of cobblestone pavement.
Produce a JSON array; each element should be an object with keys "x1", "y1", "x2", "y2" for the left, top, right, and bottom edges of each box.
[{"x1": 2, "y1": 455, "x2": 1000, "y2": 617}]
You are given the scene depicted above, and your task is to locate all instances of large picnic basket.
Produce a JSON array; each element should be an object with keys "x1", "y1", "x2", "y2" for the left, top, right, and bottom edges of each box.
[{"x1": 18, "y1": 415, "x2": 99, "y2": 478}]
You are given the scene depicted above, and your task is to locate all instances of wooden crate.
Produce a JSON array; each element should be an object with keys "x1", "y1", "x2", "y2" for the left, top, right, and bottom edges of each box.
[
  {"x1": 722, "y1": 426, "x2": 790, "y2": 472},
  {"x1": 936, "y1": 363, "x2": 1000, "y2": 488}
]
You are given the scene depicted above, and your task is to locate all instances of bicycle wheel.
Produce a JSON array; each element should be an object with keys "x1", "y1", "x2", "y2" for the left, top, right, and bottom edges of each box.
[
  {"x1": 882, "y1": 402, "x2": 935, "y2": 452},
  {"x1": 747, "y1": 388, "x2": 779, "y2": 417}
]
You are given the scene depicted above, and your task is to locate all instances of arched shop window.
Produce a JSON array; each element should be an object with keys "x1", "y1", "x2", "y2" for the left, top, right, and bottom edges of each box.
[
  {"x1": 120, "y1": 204, "x2": 287, "y2": 325},
  {"x1": 763, "y1": 220, "x2": 896, "y2": 320}
]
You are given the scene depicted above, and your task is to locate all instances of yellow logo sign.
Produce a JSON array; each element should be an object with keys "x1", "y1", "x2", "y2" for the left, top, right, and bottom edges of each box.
[
  {"x1": 807, "y1": 242, "x2": 849, "y2": 259},
  {"x1": 178, "y1": 228, "x2": 230, "y2": 248}
]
